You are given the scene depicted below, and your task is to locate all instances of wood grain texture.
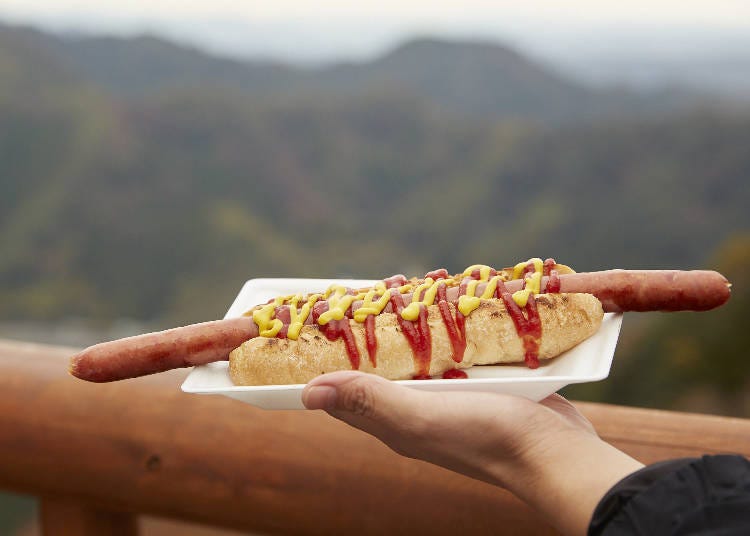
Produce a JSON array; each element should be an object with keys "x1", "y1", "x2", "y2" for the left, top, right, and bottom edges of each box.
[
  {"x1": 40, "y1": 497, "x2": 137, "y2": 536},
  {"x1": 0, "y1": 339, "x2": 748, "y2": 535},
  {"x1": 0, "y1": 340, "x2": 552, "y2": 535}
]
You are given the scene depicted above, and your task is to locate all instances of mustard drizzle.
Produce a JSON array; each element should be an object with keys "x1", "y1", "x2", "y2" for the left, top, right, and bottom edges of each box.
[{"x1": 246, "y1": 258, "x2": 562, "y2": 340}]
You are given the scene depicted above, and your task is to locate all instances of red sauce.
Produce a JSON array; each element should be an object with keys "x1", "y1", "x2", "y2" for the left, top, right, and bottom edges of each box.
[
  {"x1": 459, "y1": 277, "x2": 471, "y2": 296},
  {"x1": 274, "y1": 306, "x2": 291, "y2": 338},
  {"x1": 311, "y1": 301, "x2": 362, "y2": 370},
  {"x1": 322, "y1": 318, "x2": 361, "y2": 371},
  {"x1": 456, "y1": 310, "x2": 467, "y2": 347},
  {"x1": 364, "y1": 314, "x2": 377, "y2": 367},
  {"x1": 415, "y1": 287, "x2": 427, "y2": 302},
  {"x1": 547, "y1": 270, "x2": 561, "y2": 293},
  {"x1": 424, "y1": 268, "x2": 449, "y2": 280},
  {"x1": 311, "y1": 300, "x2": 329, "y2": 323},
  {"x1": 469, "y1": 267, "x2": 497, "y2": 280},
  {"x1": 442, "y1": 369, "x2": 468, "y2": 379},
  {"x1": 454, "y1": 283, "x2": 468, "y2": 360},
  {"x1": 520, "y1": 297, "x2": 542, "y2": 369},
  {"x1": 389, "y1": 291, "x2": 432, "y2": 378},
  {"x1": 268, "y1": 262, "x2": 545, "y2": 374},
  {"x1": 522, "y1": 261, "x2": 536, "y2": 277},
  {"x1": 416, "y1": 301, "x2": 432, "y2": 375},
  {"x1": 383, "y1": 274, "x2": 408, "y2": 289},
  {"x1": 437, "y1": 283, "x2": 466, "y2": 363},
  {"x1": 495, "y1": 280, "x2": 542, "y2": 369},
  {"x1": 542, "y1": 258, "x2": 561, "y2": 293}
]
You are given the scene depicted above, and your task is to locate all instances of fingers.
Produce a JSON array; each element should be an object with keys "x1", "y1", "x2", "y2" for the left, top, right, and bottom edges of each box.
[
  {"x1": 301, "y1": 372, "x2": 535, "y2": 470},
  {"x1": 302, "y1": 371, "x2": 435, "y2": 449},
  {"x1": 539, "y1": 393, "x2": 575, "y2": 412},
  {"x1": 303, "y1": 370, "x2": 419, "y2": 416},
  {"x1": 539, "y1": 393, "x2": 597, "y2": 436},
  {"x1": 302, "y1": 371, "x2": 608, "y2": 491}
]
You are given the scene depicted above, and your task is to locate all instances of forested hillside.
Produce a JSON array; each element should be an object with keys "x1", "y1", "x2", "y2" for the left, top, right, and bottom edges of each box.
[
  {"x1": 0, "y1": 22, "x2": 696, "y2": 121},
  {"x1": 1, "y1": 21, "x2": 748, "y2": 414}
]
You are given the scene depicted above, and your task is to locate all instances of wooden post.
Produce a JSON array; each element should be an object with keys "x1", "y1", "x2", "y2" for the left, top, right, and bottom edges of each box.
[{"x1": 40, "y1": 498, "x2": 137, "y2": 536}]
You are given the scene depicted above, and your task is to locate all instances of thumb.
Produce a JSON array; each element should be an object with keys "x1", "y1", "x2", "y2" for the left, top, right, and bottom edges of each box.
[
  {"x1": 302, "y1": 371, "x2": 437, "y2": 449},
  {"x1": 301, "y1": 371, "x2": 546, "y2": 483}
]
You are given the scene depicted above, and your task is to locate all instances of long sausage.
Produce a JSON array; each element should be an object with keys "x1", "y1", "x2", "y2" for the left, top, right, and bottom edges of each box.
[
  {"x1": 360, "y1": 270, "x2": 730, "y2": 315},
  {"x1": 538, "y1": 270, "x2": 730, "y2": 313},
  {"x1": 69, "y1": 270, "x2": 730, "y2": 382},
  {"x1": 69, "y1": 317, "x2": 258, "y2": 382}
]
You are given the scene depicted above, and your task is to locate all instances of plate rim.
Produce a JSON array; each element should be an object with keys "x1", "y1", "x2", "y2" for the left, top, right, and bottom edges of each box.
[{"x1": 181, "y1": 277, "x2": 621, "y2": 395}]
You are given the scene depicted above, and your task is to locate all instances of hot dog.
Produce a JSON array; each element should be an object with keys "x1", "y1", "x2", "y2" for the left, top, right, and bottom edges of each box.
[
  {"x1": 69, "y1": 261, "x2": 731, "y2": 384},
  {"x1": 360, "y1": 270, "x2": 730, "y2": 315},
  {"x1": 69, "y1": 317, "x2": 259, "y2": 382},
  {"x1": 230, "y1": 292, "x2": 604, "y2": 385},
  {"x1": 475, "y1": 269, "x2": 730, "y2": 313}
]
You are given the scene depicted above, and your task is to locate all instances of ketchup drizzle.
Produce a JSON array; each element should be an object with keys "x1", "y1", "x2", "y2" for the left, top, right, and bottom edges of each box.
[
  {"x1": 323, "y1": 319, "x2": 361, "y2": 371},
  {"x1": 494, "y1": 280, "x2": 542, "y2": 368},
  {"x1": 543, "y1": 258, "x2": 561, "y2": 293},
  {"x1": 469, "y1": 267, "x2": 497, "y2": 280},
  {"x1": 389, "y1": 291, "x2": 432, "y2": 378},
  {"x1": 547, "y1": 270, "x2": 561, "y2": 293},
  {"x1": 437, "y1": 283, "x2": 466, "y2": 363},
  {"x1": 424, "y1": 268, "x2": 449, "y2": 280},
  {"x1": 383, "y1": 274, "x2": 408, "y2": 289},
  {"x1": 266, "y1": 262, "x2": 548, "y2": 377},
  {"x1": 543, "y1": 258, "x2": 556, "y2": 276},
  {"x1": 274, "y1": 306, "x2": 291, "y2": 338},
  {"x1": 312, "y1": 301, "x2": 362, "y2": 371},
  {"x1": 364, "y1": 314, "x2": 377, "y2": 367}
]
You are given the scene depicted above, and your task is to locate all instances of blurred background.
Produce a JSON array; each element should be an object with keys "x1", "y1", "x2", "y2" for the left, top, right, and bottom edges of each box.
[{"x1": 1, "y1": 1, "x2": 749, "y2": 533}]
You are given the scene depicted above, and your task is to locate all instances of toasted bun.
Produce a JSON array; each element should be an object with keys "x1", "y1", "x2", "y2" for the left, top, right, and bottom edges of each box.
[{"x1": 228, "y1": 293, "x2": 603, "y2": 386}]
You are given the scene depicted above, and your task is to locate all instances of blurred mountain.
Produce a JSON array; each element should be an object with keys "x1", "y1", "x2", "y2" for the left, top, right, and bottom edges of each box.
[
  {"x1": 305, "y1": 39, "x2": 596, "y2": 121},
  {"x1": 3, "y1": 24, "x2": 300, "y2": 96},
  {"x1": 565, "y1": 234, "x2": 750, "y2": 417},
  {"x1": 0, "y1": 22, "x2": 697, "y2": 122},
  {"x1": 0, "y1": 19, "x2": 748, "y2": 416},
  {"x1": 0, "y1": 22, "x2": 84, "y2": 99}
]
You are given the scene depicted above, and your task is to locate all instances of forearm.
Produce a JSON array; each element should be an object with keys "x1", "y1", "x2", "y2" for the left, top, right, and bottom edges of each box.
[{"x1": 494, "y1": 431, "x2": 644, "y2": 536}]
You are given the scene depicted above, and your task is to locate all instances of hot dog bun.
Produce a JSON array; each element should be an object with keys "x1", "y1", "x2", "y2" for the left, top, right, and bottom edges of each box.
[{"x1": 229, "y1": 293, "x2": 603, "y2": 386}]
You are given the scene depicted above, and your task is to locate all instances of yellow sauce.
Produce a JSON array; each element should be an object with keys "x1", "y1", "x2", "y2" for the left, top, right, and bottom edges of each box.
[
  {"x1": 247, "y1": 257, "x2": 567, "y2": 339},
  {"x1": 318, "y1": 285, "x2": 366, "y2": 325},
  {"x1": 480, "y1": 275, "x2": 504, "y2": 299},
  {"x1": 353, "y1": 288, "x2": 393, "y2": 323},
  {"x1": 287, "y1": 293, "x2": 320, "y2": 339},
  {"x1": 252, "y1": 296, "x2": 285, "y2": 337},
  {"x1": 463, "y1": 264, "x2": 494, "y2": 280}
]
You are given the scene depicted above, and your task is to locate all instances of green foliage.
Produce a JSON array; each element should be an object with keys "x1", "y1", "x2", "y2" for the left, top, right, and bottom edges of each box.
[
  {"x1": 565, "y1": 235, "x2": 750, "y2": 416},
  {"x1": 0, "y1": 492, "x2": 35, "y2": 535},
  {"x1": 0, "y1": 22, "x2": 748, "y2": 414}
]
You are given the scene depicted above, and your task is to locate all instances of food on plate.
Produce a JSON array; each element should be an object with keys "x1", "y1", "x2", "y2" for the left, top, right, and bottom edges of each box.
[
  {"x1": 230, "y1": 291, "x2": 602, "y2": 385},
  {"x1": 69, "y1": 258, "x2": 731, "y2": 385}
]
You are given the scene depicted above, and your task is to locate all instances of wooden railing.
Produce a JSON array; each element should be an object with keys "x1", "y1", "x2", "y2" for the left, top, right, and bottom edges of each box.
[{"x1": 1, "y1": 338, "x2": 749, "y2": 535}]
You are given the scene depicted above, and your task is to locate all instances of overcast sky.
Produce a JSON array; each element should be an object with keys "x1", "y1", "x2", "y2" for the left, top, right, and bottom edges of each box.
[{"x1": 2, "y1": 1, "x2": 749, "y2": 64}]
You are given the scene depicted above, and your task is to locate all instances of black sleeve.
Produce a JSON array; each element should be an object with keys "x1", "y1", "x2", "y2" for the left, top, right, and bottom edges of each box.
[{"x1": 588, "y1": 454, "x2": 750, "y2": 535}]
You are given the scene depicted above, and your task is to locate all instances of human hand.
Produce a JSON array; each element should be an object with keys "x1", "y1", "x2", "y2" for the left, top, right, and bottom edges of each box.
[{"x1": 302, "y1": 371, "x2": 643, "y2": 536}]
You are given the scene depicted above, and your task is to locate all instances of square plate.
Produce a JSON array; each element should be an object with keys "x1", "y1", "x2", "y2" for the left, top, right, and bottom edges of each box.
[{"x1": 182, "y1": 278, "x2": 623, "y2": 410}]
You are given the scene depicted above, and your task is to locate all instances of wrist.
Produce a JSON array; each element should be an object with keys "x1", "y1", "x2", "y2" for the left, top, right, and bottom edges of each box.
[{"x1": 494, "y1": 429, "x2": 643, "y2": 536}]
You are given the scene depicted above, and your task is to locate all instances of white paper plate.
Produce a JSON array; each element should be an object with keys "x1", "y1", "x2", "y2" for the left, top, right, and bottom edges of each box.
[{"x1": 182, "y1": 278, "x2": 623, "y2": 410}]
